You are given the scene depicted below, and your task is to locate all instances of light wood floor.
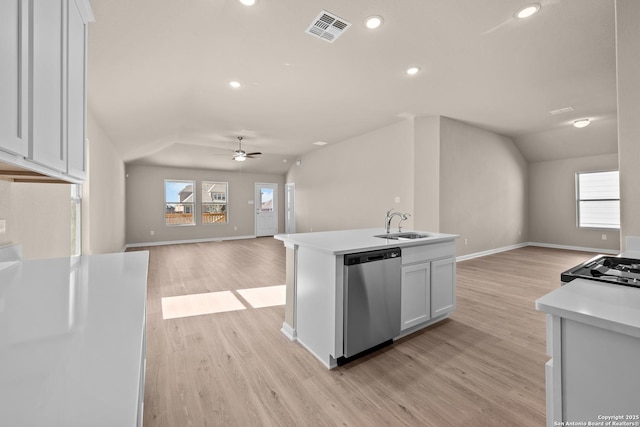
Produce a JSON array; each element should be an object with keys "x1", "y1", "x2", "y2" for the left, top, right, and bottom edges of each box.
[{"x1": 129, "y1": 239, "x2": 594, "y2": 426}]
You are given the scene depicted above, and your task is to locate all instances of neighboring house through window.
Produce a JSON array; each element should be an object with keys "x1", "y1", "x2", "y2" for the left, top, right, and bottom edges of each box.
[
  {"x1": 165, "y1": 180, "x2": 195, "y2": 225},
  {"x1": 202, "y1": 181, "x2": 228, "y2": 224},
  {"x1": 576, "y1": 170, "x2": 620, "y2": 229}
]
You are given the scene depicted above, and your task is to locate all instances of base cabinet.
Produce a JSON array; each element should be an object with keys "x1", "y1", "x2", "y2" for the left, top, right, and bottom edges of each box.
[
  {"x1": 401, "y1": 262, "x2": 431, "y2": 330},
  {"x1": 400, "y1": 244, "x2": 456, "y2": 332},
  {"x1": 431, "y1": 257, "x2": 456, "y2": 317}
]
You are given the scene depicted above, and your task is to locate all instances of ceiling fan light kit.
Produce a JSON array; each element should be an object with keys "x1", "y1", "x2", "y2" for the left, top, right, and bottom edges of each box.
[{"x1": 232, "y1": 136, "x2": 262, "y2": 161}]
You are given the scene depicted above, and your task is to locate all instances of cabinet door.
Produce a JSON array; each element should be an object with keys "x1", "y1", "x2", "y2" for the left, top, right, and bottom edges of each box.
[
  {"x1": 431, "y1": 257, "x2": 456, "y2": 317},
  {"x1": 66, "y1": 0, "x2": 87, "y2": 179},
  {"x1": 0, "y1": 0, "x2": 28, "y2": 156},
  {"x1": 29, "y1": 0, "x2": 66, "y2": 172},
  {"x1": 401, "y1": 262, "x2": 430, "y2": 330}
]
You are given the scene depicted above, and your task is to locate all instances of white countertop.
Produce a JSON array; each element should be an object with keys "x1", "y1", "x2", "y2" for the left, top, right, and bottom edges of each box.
[
  {"x1": 536, "y1": 278, "x2": 640, "y2": 339},
  {"x1": 274, "y1": 228, "x2": 458, "y2": 255},
  {"x1": 0, "y1": 251, "x2": 149, "y2": 427}
]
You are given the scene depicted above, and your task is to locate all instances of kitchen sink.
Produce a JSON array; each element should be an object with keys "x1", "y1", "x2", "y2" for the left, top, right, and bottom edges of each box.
[{"x1": 374, "y1": 232, "x2": 431, "y2": 240}]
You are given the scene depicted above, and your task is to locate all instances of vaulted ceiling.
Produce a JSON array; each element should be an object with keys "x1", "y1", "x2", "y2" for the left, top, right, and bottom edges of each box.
[{"x1": 87, "y1": 0, "x2": 617, "y2": 174}]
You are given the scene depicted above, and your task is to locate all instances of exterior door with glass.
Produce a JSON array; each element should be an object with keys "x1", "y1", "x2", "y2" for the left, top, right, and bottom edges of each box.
[{"x1": 255, "y1": 183, "x2": 278, "y2": 236}]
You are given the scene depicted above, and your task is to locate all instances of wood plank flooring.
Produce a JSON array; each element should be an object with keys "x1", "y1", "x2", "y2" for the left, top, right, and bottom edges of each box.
[{"x1": 128, "y1": 239, "x2": 595, "y2": 426}]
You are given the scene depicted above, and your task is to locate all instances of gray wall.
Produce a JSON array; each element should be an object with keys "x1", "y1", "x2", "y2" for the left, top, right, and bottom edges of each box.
[
  {"x1": 616, "y1": 0, "x2": 640, "y2": 250},
  {"x1": 287, "y1": 116, "x2": 529, "y2": 257},
  {"x1": 83, "y1": 112, "x2": 127, "y2": 254},
  {"x1": 125, "y1": 164, "x2": 285, "y2": 245},
  {"x1": 439, "y1": 117, "x2": 529, "y2": 256},
  {"x1": 286, "y1": 120, "x2": 415, "y2": 233},
  {"x1": 529, "y1": 154, "x2": 620, "y2": 251}
]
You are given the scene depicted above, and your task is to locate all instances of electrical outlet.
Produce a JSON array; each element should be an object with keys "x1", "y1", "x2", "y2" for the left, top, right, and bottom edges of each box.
[
  {"x1": 602, "y1": 234, "x2": 607, "y2": 241},
  {"x1": 0, "y1": 219, "x2": 6, "y2": 234},
  {"x1": 150, "y1": 230, "x2": 155, "y2": 236},
  {"x1": 464, "y1": 238, "x2": 468, "y2": 246},
  {"x1": 394, "y1": 196, "x2": 401, "y2": 204}
]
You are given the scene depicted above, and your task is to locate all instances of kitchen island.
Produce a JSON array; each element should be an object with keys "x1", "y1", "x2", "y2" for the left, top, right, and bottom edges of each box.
[
  {"x1": 0, "y1": 251, "x2": 149, "y2": 427},
  {"x1": 536, "y1": 278, "x2": 640, "y2": 426},
  {"x1": 275, "y1": 228, "x2": 458, "y2": 368}
]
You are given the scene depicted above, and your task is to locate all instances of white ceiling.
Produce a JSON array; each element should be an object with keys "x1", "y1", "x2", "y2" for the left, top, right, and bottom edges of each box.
[{"x1": 87, "y1": 0, "x2": 618, "y2": 174}]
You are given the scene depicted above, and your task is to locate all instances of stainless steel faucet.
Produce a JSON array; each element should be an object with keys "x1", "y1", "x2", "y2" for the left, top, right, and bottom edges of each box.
[{"x1": 385, "y1": 209, "x2": 411, "y2": 233}]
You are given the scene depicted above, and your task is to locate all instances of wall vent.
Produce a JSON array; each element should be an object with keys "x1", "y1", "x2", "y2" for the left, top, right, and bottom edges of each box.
[
  {"x1": 305, "y1": 10, "x2": 351, "y2": 43},
  {"x1": 549, "y1": 106, "x2": 575, "y2": 115}
]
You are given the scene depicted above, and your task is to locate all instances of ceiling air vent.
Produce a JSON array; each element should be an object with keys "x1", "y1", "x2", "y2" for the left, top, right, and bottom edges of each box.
[{"x1": 305, "y1": 10, "x2": 351, "y2": 43}]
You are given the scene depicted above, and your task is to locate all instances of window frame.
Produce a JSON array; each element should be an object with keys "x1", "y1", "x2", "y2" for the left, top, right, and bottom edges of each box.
[
  {"x1": 576, "y1": 170, "x2": 620, "y2": 230},
  {"x1": 201, "y1": 181, "x2": 229, "y2": 225},
  {"x1": 165, "y1": 179, "x2": 196, "y2": 226}
]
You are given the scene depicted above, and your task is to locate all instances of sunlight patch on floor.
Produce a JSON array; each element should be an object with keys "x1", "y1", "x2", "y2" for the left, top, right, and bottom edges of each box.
[
  {"x1": 236, "y1": 285, "x2": 286, "y2": 308},
  {"x1": 161, "y1": 291, "x2": 246, "y2": 320}
]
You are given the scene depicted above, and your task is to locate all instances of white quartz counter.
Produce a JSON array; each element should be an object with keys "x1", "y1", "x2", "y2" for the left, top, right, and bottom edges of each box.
[
  {"x1": 0, "y1": 251, "x2": 149, "y2": 427},
  {"x1": 536, "y1": 278, "x2": 640, "y2": 339},
  {"x1": 275, "y1": 228, "x2": 458, "y2": 255}
]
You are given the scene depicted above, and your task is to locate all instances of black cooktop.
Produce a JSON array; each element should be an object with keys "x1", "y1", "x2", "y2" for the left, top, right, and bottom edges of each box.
[{"x1": 561, "y1": 254, "x2": 640, "y2": 289}]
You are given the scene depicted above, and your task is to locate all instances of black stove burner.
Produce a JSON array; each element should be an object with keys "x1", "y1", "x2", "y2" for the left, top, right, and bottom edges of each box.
[{"x1": 561, "y1": 255, "x2": 640, "y2": 289}]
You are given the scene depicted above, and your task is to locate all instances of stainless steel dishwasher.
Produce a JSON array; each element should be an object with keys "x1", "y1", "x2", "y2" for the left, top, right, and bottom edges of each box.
[{"x1": 341, "y1": 247, "x2": 402, "y2": 363}]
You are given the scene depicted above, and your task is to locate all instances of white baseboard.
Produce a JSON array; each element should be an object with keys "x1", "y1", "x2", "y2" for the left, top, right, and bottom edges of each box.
[
  {"x1": 125, "y1": 234, "x2": 257, "y2": 249},
  {"x1": 456, "y1": 242, "x2": 529, "y2": 262},
  {"x1": 528, "y1": 241, "x2": 620, "y2": 255},
  {"x1": 280, "y1": 322, "x2": 297, "y2": 341},
  {"x1": 457, "y1": 241, "x2": 620, "y2": 262}
]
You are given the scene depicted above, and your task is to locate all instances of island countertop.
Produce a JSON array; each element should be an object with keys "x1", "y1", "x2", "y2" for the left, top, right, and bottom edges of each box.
[
  {"x1": 535, "y1": 277, "x2": 640, "y2": 339},
  {"x1": 274, "y1": 228, "x2": 459, "y2": 255},
  {"x1": 0, "y1": 251, "x2": 149, "y2": 427}
]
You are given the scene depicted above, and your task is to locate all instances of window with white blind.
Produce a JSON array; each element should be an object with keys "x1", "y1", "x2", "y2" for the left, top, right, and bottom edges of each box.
[{"x1": 576, "y1": 170, "x2": 620, "y2": 229}]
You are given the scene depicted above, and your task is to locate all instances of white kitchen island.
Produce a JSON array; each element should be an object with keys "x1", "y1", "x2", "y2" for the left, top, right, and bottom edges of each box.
[
  {"x1": 275, "y1": 228, "x2": 458, "y2": 368},
  {"x1": 0, "y1": 251, "x2": 149, "y2": 427},
  {"x1": 536, "y1": 279, "x2": 640, "y2": 426}
]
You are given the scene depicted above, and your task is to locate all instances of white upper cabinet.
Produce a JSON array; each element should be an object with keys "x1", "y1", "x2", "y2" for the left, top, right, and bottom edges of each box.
[
  {"x1": 29, "y1": 0, "x2": 66, "y2": 172},
  {"x1": 66, "y1": 0, "x2": 89, "y2": 179},
  {"x1": 0, "y1": 0, "x2": 29, "y2": 156},
  {"x1": 0, "y1": 0, "x2": 92, "y2": 181}
]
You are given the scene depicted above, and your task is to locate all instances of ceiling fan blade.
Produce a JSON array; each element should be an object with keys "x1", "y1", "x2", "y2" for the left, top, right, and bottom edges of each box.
[{"x1": 246, "y1": 152, "x2": 261, "y2": 156}]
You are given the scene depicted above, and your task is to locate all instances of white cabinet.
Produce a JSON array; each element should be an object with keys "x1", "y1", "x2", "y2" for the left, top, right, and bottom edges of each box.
[
  {"x1": 0, "y1": 0, "x2": 92, "y2": 181},
  {"x1": 66, "y1": 0, "x2": 89, "y2": 179},
  {"x1": 431, "y1": 257, "x2": 456, "y2": 317},
  {"x1": 401, "y1": 262, "x2": 431, "y2": 330},
  {"x1": 0, "y1": 0, "x2": 28, "y2": 156},
  {"x1": 29, "y1": 0, "x2": 66, "y2": 171},
  {"x1": 400, "y1": 244, "x2": 456, "y2": 332}
]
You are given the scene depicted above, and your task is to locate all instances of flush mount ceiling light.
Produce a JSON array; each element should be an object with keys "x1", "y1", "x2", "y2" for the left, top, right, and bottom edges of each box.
[
  {"x1": 229, "y1": 81, "x2": 241, "y2": 89},
  {"x1": 515, "y1": 3, "x2": 541, "y2": 19},
  {"x1": 313, "y1": 141, "x2": 328, "y2": 146},
  {"x1": 406, "y1": 66, "x2": 421, "y2": 76},
  {"x1": 365, "y1": 15, "x2": 383, "y2": 29},
  {"x1": 238, "y1": 0, "x2": 256, "y2": 6},
  {"x1": 573, "y1": 119, "x2": 591, "y2": 128}
]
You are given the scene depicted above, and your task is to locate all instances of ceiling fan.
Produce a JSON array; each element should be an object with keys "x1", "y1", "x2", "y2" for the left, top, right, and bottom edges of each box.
[{"x1": 232, "y1": 136, "x2": 261, "y2": 162}]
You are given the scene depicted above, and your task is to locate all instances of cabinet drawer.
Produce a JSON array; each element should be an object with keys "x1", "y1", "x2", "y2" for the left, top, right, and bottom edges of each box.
[{"x1": 402, "y1": 242, "x2": 455, "y2": 265}]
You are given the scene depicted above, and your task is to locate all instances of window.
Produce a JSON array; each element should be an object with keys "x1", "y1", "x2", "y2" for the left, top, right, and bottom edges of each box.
[
  {"x1": 576, "y1": 170, "x2": 620, "y2": 229},
  {"x1": 165, "y1": 180, "x2": 195, "y2": 225},
  {"x1": 202, "y1": 181, "x2": 228, "y2": 224}
]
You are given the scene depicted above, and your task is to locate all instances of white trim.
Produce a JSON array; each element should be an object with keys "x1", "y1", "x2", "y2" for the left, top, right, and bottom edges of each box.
[
  {"x1": 456, "y1": 241, "x2": 621, "y2": 263},
  {"x1": 456, "y1": 242, "x2": 529, "y2": 262},
  {"x1": 280, "y1": 322, "x2": 297, "y2": 341},
  {"x1": 124, "y1": 235, "x2": 256, "y2": 249},
  {"x1": 528, "y1": 241, "x2": 620, "y2": 255}
]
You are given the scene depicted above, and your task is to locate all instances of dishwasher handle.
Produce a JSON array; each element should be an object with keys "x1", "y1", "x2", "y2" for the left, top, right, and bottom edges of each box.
[{"x1": 344, "y1": 248, "x2": 401, "y2": 266}]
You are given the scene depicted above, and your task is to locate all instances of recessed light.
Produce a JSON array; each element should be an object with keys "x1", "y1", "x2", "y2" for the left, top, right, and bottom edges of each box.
[
  {"x1": 573, "y1": 119, "x2": 591, "y2": 128},
  {"x1": 406, "y1": 66, "x2": 421, "y2": 76},
  {"x1": 515, "y1": 3, "x2": 541, "y2": 19},
  {"x1": 238, "y1": 0, "x2": 256, "y2": 6},
  {"x1": 313, "y1": 141, "x2": 328, "y2": 146},
  {"x1": 365, "y1": 15, "x2": 383, "y2": 29},
  {"x1": 229, "y1": 81, "x2": 241, "y2": 89}
]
